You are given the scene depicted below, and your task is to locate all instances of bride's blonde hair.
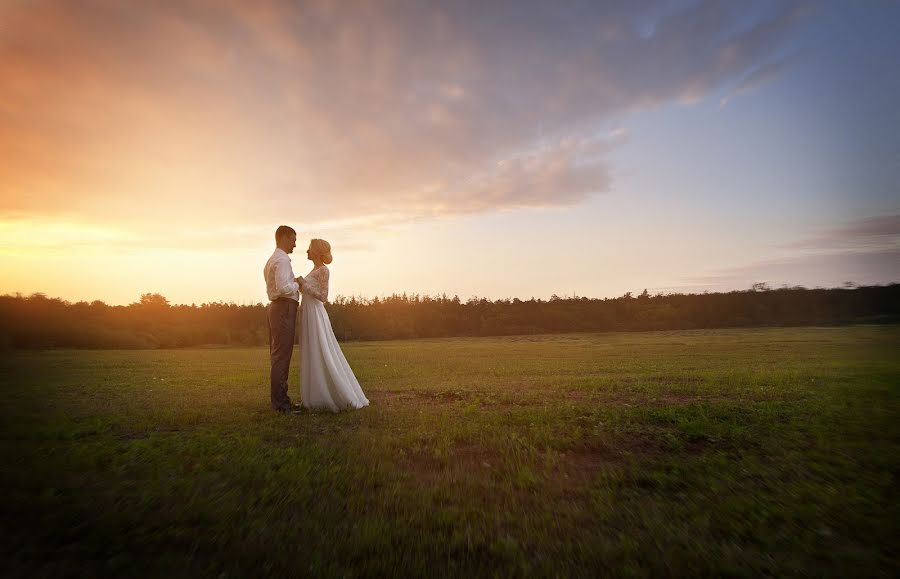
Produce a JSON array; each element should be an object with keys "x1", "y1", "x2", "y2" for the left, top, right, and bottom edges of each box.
[{"x1": 310, "y1": 238, "x2": 333, "y2": 264}]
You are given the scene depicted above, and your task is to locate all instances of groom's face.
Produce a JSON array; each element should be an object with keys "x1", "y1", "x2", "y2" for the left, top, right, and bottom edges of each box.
[{"x1": 279, "y1": 233, "x2": 296, "y2": 253}]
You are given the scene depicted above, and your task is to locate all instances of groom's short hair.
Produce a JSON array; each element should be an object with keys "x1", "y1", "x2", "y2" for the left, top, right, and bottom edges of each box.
[{"x1": 275, "y1": 225, "x2": 296, "y2": 242}]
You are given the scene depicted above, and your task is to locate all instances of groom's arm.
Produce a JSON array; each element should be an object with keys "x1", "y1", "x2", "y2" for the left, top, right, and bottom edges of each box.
[{"x1": 273, "y1": 258, "x2": 300, "y2": 298}]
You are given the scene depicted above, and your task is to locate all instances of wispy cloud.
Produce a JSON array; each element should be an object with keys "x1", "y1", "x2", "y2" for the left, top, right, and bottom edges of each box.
[
  {"x1": 689, "y1": 248, "x2": 900, "y2": 290},
  {"x1": 719, "y1": 58, "x2": 791, "y2": 109},
  {"x1": 781, "y1": 214, "x2": 900, "y2": 251},
  {"x1": 689, "y1": 214, "x2": 900, "y2": 290}
]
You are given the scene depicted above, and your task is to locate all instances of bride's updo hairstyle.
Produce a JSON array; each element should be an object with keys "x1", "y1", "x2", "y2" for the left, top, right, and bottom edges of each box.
[{"x1": 311, "y1": 238, "x2": 333, "y2": 265}]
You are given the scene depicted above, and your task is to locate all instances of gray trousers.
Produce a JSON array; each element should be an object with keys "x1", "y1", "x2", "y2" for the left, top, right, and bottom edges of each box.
[{"x1": 268, "y1": 298, "x2": 298, "y2": 411}]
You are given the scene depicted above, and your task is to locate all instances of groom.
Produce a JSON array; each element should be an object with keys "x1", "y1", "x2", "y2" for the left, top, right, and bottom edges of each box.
[{"x1": 264, "y1": 225, "x2": 304, "y2": 413}]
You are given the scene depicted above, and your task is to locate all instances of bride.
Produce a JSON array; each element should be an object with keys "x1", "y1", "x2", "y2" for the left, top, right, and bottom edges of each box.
[{"x1": 298, "y1": 238, "x2": 369, "y2": 412}]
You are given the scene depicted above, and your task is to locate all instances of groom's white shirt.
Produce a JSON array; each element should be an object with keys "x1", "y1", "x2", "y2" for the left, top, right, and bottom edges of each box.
[{"x1": 264, "y1": 248, "x2": 300, "y2": 302}]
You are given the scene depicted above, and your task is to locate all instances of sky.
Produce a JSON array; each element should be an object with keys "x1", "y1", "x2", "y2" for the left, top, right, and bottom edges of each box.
[{"x1": 1, "y1": 0, "x2": 898, "y2": 305}]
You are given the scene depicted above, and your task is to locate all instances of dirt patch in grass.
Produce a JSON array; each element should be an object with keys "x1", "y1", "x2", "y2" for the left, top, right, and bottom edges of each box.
[
  {"x1": 398, "y1": 442, "x2": 502, "y2": 485},
  {"x1": 548, "y1": 430, "x2": 717, "y2": 495},
  {"x1": 376, "y1": 387, "x2": 717, "y2": 411},
  {"x1": 453, "y1": 443, "x2": 502, "y2": 470},
  {"x1": 429, "y1": 390, "x2": 471, "y2": 402},
  {"x1": 564, "y1": 390, "x2": 721, "y2": 407},
  {"x1": 549, "y1": 441, "x2": 616, "y2": 491},
  {"x1": 371, "y1": 388, "x2": 541, "y2": 408},
  {"x1": 477, "y1": 397, "x2": 543, "y2": 409},
  {"x1": 370, "y1": 389, "x2": 418, "y2": 402},
  {"x1": 650, "y1": 393, "x2": 718, "y2": 405},
  {"x1": 649, "y1": 374, "x2": 706, "y2": 385},
  {"x1": 371, "y1": 389, "x2": 474, "y2": 403}
]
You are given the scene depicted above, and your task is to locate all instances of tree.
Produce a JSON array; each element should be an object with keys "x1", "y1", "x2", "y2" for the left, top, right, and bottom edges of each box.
[{"x1": 138, "y1": 293, "x2": 170, "y2": 308}]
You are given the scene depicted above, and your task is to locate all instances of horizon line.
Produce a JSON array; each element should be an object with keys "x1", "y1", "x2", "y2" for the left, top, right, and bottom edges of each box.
[{"x1": 3, "y1": 281, "x2": 897, "y2": 308}]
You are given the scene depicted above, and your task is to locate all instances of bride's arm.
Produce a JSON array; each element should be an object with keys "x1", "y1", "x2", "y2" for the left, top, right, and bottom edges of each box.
[
  {"x1": 319, "y1": 268, "x2": 329, "y2": 302},
  {"x1": 302, "y1": 267, "x2": 329, "y2": 302}
]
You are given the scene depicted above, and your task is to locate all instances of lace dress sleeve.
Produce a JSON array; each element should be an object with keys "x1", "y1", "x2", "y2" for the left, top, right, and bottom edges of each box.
[{"x1": 302, "y1": 266, "x2": 330, "y2": 302}]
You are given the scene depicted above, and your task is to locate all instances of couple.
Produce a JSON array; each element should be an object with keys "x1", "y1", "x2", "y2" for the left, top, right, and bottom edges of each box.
[{"x1": 264, "y1": 225, "x2": 369, "y2": 413}]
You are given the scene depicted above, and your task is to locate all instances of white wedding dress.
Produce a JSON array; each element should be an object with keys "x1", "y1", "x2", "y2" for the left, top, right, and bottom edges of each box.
[{"x1": 299, "y1": 265, "x2": 369, "y2": 412}]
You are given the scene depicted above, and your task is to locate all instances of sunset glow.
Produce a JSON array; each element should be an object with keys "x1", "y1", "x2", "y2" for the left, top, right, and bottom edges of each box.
[{"x1": 1, "y1": 1, "x2": 897, "y2": 305}]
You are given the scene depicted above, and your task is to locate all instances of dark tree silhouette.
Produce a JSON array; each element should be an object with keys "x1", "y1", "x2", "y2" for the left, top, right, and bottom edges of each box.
[
  {"x1": 0, "y1": 284, "x2": 897, "y2": 349},
  {"x1": 138, "y1": 293, "x2": 170, "y2": 308}
]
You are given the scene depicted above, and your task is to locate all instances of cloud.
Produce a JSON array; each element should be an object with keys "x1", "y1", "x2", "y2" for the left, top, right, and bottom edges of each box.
[
  {"x1": 719, "y1": 58, "x2": 790, "y2": 108},
  {"x1": 688, "y1": 214, "x2": 900, "y2": 290},
  {"x1": 0, "y1": 0, "x2": 810, "y2": 228},
  {"x1": 688, "y1": 248, "x2": 900, "y2": 290},
  {"x1": 781, "y1": 214, "x2": 900, "y2": 252}
]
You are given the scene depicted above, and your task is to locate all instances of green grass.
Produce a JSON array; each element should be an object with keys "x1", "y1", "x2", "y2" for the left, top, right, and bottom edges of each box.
[{"x1": 2, "y1": 326, "x2": 898, "y2": 577}]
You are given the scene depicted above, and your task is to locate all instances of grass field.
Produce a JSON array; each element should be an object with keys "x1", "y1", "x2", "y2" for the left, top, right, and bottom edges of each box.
[{"x1": 2, "y1": 326, "x2": 898, "y2": 577}]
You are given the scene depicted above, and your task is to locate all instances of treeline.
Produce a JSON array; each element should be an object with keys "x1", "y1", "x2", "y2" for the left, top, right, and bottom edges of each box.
[{"x1": 1, "y1": 284, "x2": 898, "y2": 349}]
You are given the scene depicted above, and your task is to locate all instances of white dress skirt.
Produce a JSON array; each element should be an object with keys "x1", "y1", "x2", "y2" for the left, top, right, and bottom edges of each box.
[{"x1": 299, "y1": 265, "x2": 369, "y2": 412}]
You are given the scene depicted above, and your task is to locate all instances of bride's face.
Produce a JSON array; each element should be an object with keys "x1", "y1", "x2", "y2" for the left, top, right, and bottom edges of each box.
[{"x1": 306, "y1": 244, "x2": 315, "y2": 262}]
